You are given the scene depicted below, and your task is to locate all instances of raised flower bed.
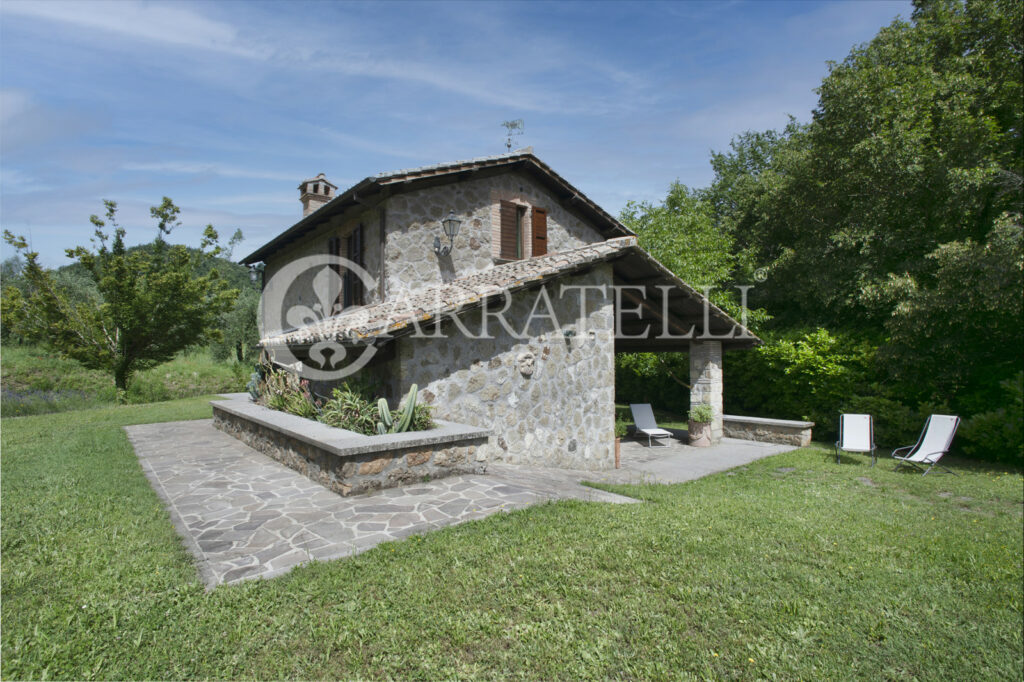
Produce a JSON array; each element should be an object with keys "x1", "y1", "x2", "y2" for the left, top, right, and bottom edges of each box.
[{"x1": 212, "y1": 396, "x2": 490, "y2": 497}]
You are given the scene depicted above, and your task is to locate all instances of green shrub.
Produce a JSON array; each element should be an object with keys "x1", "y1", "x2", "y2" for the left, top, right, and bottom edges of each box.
[
  {"x1": 960, "y1": 374, "x2": 1023, "y2": 465},
  {"x1": 0, "y1": 345, "x2": 244, "y2": 416},
  {"x1": 319, "y1": 384, "x2": 378, "y2": 434},
  {"x1": 688, "y1": 404, "x2": 714, "y2": 423},
  {"x1": 840, "y1": 395, "x2": 923, "y2": 447},
  {"x1": 726, "y1": 328, "x2": 876, "y2": 438}
]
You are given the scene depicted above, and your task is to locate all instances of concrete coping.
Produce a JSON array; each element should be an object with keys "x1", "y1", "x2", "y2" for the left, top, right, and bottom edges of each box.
[
  {"x1": 211, "y1": 397, "x2": 491, "y2": 458},
  {"x1": 722, "y1": 414, "x2": 815, "y2": 429}
]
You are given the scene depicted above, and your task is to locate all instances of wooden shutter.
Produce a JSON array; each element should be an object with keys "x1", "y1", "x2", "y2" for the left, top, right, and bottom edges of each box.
[
  {"x1": 531, "y1": 207, "x2": 548, "y2": 257},
  {"x1": 328, "y1": 236, "x2": 343, "y2": 314},
  {"x1": 499, "y1": 200, "x2": 520, "y2": 260},
  {"x1": 344, "y1": 225, "x2": 364, "y2": 307}
]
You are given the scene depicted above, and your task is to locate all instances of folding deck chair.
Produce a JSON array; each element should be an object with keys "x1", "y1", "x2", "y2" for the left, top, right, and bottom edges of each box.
[
  {"x1": 835, "y1": 413, "x2": 876, "y2": 466},
  {"x1": 892, "y1": 414, "x2": 960, "y2": 475},
  {"x1": 629, "y1": 403, "x2": 674, "y2": 448}
]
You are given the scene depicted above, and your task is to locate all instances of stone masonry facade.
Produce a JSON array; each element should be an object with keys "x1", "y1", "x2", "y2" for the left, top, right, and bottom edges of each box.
[
  {"x1": 261, "y1": 171, "x2": 605, "y2": 336},
  {"x1": 392, "y1": 265, "x2": 617, "y2": 470},
  {"x1": 383, "y1": 172, "x2": 603, "y2": 296}
]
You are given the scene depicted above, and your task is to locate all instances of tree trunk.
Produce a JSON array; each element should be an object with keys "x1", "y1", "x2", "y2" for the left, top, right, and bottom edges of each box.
[
  {"x1": 236, "y1": 342, "x2": 244, "y2": 363},
  {"x1": 114, "y1": 365, "x2": 131, "y2": 403}
]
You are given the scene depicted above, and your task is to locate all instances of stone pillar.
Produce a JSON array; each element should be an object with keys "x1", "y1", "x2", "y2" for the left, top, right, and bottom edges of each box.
[{"x1": 689, "y1": 341, "x2": 723, "y2": 444}]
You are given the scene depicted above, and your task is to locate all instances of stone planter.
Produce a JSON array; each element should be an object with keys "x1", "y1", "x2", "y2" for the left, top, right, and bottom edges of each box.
[
  {"x1": 688, "y1": 420, "x2": 712, "y2": 447},
  {"x1": 211, "y1": 397, "x2": 490, "y2": 496}
]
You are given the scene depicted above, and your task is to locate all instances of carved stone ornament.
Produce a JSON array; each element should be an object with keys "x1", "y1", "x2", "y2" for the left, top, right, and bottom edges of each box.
[{"x1": 516, "y1": 352, "x2": 536, "y2": 377}]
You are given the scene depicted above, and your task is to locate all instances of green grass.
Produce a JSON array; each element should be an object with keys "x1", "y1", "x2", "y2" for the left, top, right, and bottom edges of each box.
[
  {"x1": 2, "y1": 400, "x2": 1022, "y2": 679},
  {"x1": 0, "y1": 345, "x2": 247, "y2": 416}
]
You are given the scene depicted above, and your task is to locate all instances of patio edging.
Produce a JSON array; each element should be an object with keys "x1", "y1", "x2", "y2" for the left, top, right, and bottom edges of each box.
[
  {"x1": 212, "y1": 398, "x2": 491, "y2": 496},
  {"x1": 722, "y1": 414, "x2": 814, "y2": 447}
]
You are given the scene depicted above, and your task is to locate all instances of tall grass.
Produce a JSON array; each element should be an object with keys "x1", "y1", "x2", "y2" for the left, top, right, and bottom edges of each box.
[{"x1": 0, "y1": 345, "x2": 247, "y2": 416}]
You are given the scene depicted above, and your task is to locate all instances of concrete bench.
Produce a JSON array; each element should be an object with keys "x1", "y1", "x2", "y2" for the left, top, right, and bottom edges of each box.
[{"x1": 722, "y1": 414, "x2": 814, "y2": 447}]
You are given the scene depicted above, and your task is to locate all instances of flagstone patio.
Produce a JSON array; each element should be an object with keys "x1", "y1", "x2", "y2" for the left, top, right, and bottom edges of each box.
[{"x1": 126, "y1": 420, "x2": 796, "y2": 587}]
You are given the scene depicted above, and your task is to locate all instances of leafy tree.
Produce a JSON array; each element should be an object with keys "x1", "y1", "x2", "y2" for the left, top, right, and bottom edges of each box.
[
  {"x1": 709, "y1": 0, "x2": 1021, "y2": 330},
  {"x1": 2, "y1": 199, "x2": 238, "y2": 395},
  {"x1": 880, "y1": 213, "x2": 1023, "y2": 409},
  {"x1": 697, "y1": 0, "x2": 1022, "y2": 429},
  {"x1": 212, "y1": 286, "x2": 260, "y2": 363},
  {"x1": 615, "y1": 183, "x2": 770, "y2": 410}
]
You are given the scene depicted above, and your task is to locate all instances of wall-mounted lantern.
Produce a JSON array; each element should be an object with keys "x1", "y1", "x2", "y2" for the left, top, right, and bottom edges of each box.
[
  {"x1": 433, "y1": 210, "x2": 461, "y2": 257},
  {"x1": 248, "y1": 264, "x2": 263, "y2": 289}
]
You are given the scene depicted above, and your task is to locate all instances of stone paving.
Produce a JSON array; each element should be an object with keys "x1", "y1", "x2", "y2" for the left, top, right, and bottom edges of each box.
[{"x1": 126, "y1": 420, "x2": 636, "y2": 588}]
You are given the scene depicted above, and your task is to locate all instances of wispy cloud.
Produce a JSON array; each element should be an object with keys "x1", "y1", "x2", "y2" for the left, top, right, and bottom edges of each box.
[
  {"x1": 122, "y1": 162, "x2": 297, "y2": 182},
  {"x1": 1, "y1": 0, "x2": 264, "y2": 58},
  {"x1": 0, "y1": 0, "x2": 621, "y2": 114}
]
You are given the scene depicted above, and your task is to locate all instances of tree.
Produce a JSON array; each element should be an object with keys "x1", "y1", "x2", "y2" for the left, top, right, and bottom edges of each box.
[
  {"x1": 615, "y1": 183, "x2": 770, "y2": 409},
  {"x1": 881, "y1": 213, "x2": 1023, "y2": 409},
  {"x1": 2, "y1": 199, "x2": 238, "y2": 395},
  {"x1": 212, "y1": 286, "x2": 260, "y2": 363},
  {"x1": 709, "y1": 0, "x2": 1022, "y2": 330}
]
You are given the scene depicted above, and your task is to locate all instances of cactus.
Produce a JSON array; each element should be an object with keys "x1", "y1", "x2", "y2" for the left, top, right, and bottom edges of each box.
[
  {"x1": 372, "y1": 384, "x2": 419, "y2": 434},
  {"x1": 393, "y1": 384, "x2": 418, "y2": 432},
  {"x1": 377, "y1": 398, "x2": 392, "y2": 430}
]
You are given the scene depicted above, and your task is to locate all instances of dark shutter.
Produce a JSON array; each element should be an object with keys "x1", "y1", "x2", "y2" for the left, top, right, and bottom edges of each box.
[
  {"x1": 499, "y1": 200, "x2": 520, "y2": 260},
  {"x1": 344, "y1": 224, "x2": 364, "y2": 308},
  {"x1": 531, "y1": 207, "x2": 548, "y2": 257},
  {"x1": 328, "y1": 236, "x2": 343, "y2": 314}
]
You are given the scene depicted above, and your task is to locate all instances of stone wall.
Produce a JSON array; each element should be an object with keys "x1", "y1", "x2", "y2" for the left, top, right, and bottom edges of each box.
[
  {"x1": 212, "y1": 402, "x2": 489, "y2": 497},
  {"x1": 392, "y1": 264, "x2": 617, "y2": 470},
  {"x1": 722, "y1": 415, "x2": 814, "y2": 447},
  {"x1": 383, "y1": 172, "x2": 605, "y2": 296}
]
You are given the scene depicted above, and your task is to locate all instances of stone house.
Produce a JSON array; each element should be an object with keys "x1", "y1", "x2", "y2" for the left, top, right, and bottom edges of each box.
[{"x1": 241, "y1": 151, "x2": 758, "y2": 471}]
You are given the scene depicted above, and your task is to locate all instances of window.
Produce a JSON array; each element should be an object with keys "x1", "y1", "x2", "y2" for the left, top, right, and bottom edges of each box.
[
  {"x1": 499, "y1": 200, "x2": 520, "y2": 260},
  {"x1": 327, "y1": 235, "x2": 343, "y2": 314},
  {"x1": 531, "y1": 207, "x2": 547, "y2": 257},
  {"x1": 498, "y1": 201, "x2": 548, "y2": 260},
  {"x1": 344, "y1": 224, "x2": 364, "y2": 308}
]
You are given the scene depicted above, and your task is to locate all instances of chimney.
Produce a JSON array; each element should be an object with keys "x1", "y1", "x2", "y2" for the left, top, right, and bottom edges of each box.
[{"x1": 299, "y1": 173, "x2": 337, "y2": 217}]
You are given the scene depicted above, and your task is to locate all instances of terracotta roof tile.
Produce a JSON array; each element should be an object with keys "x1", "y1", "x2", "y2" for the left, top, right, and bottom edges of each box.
[{"x1": 262, "y1": 237, "x2": 636, "y2": 347}]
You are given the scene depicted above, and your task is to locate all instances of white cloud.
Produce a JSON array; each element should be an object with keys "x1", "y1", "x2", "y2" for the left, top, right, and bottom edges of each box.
[
  {"x1": 122, "y1": 161, "x2": 297, "y2": 182},
  {"x1": 0, "y1": 0, "x2": 644, "y2": 115},
  {"x1": 0, "y1": 0, "x2": 264, "y2": 58}
]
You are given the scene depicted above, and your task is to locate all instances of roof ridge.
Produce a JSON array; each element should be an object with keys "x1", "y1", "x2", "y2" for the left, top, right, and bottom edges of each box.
[{"x1": 374, "y1": 150, "x2": 532, "y2": 180}]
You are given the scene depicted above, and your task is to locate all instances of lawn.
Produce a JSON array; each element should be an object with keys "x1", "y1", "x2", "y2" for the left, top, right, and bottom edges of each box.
[
  {"x1": 0, "y1": 345, "x2": 247, "y2": 416},
  {"x1": 2, "y1": 399, "x2": 1022, "y2": 679}
]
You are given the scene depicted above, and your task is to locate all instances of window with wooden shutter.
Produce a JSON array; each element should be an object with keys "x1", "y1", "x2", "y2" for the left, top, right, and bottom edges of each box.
[
  {"x1": 343, "y1": 224, "x2": 364, "y2": 308},
  {"x1": 327, "y1": 236, "x2": 343, "y2": 314},
  {"x1": 531, "y1": 207, "x2": 548, "y2": 257},
  {"x1": 499, "y1": 200, "x2": 522, "y2": 260}
]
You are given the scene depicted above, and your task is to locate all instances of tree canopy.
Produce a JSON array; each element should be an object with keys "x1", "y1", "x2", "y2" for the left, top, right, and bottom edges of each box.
[
  {"x1": 616, "y1": 0, "x2": 1023, "y2": 461},
  {"x1": 3, "y1": 199, "x2": 239, "y2": 393}
]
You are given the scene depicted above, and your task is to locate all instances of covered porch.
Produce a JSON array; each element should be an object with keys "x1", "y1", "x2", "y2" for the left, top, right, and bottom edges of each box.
[{"x1": 608, "y1": 245, "x2": 759, "y2": 446}]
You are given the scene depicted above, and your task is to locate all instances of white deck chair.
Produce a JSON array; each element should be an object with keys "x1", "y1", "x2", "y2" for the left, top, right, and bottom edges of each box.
[
  {"x1": 892, "y1": 415, "x2": 960, "y2": 475},
  {"x1": 629, "y1": 403, "x2": 674, "y2": 448},
  {"x1": 835, "y1": 413, "x2": 876, "y2": 466}
]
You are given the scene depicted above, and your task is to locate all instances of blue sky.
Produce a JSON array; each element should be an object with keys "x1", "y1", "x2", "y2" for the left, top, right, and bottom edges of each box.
[{"x1": 1, "y1": 0, "x2": 910, "y2": 267}]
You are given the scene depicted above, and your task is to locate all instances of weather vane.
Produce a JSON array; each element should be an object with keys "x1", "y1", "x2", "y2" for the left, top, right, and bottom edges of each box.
[{"x1": 502, "y1": 119, "x2": 524, "y2": 151}]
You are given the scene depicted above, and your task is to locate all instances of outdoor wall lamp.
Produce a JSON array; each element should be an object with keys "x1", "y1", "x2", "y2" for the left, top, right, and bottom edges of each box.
[
  {"x1": 434, "y1": 210, "x2": 461, "y2": 256},
  {"x1": 248, "y1": 264, "x2": 263, "y2": 288}
]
